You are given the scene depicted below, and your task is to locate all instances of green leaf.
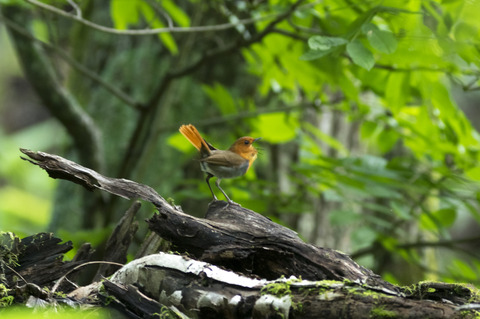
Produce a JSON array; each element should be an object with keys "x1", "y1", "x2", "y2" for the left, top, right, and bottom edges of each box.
[
  {"x1": 162, "y1": 0, "x2": 190, "y2": 27},
  {"x1": 0, "y1": 186, "x2": 51, "y2": 236},
  {"x1": 385, "y1": 72, "x2": 408, "y2": 114},
  {"x1": 377, "y1": 129, "x2": 400, "y2": 153},
  {"x1": 448, "y1": 259, "x2": 478, "y2": 282},
  {"x1": 252, "y1": 112, "x2": 298, "y2": 143},
  {"x1": 420, "y1": 208, "x2": 457, "y2": 230},
  {"x1": 390, "y1": 201, "x2": 411, "y2": 220},
  {"x1": 0, "y1": 0, "x2": 24, "y2": 5},
  {"x1": 303, "y1": 122, "x2": 349, "y2": 156},
  {"x1": 168, "y1": 132, "x2": 194, "y2": 153},
  {"x1": 299, "y1": 48, "x2": 335, "y2": 61},
  {"x1": 363, "y1": 23, "x2": 397, "y2": 54},
  {"x1": 139, "y1": 2, "x2": 178, "y2": 54},
  {"x1": 308, "y1": 36, "x2": 348, "y2": 50},
  {"x1": 330, "y1": 210, "x2": 360, "y2": 226},
  {"x1": 346, "y1": 40, "x2": 375, "y2": 70},
  {"x1": 202, "y1": 82, "x2": 237, "y2": 115},
  {"x1": 110, "y1": 0, "x2": 140, "y2": 30}
]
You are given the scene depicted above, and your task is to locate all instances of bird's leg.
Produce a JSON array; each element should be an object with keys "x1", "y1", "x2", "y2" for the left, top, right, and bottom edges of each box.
[
  {"x1": 206, "y1": 174, "x2": 218, "y2": 201},
  {"x1": 215, "y1": 178, "x2": 239, "y2": 205}
]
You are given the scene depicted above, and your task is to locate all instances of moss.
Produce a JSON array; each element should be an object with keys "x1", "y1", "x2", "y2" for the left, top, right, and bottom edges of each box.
[
  {"x1": 261, "y1": 282, "x2": 292, "y2": 298},
  {"x1": 153, "y1": 305, "x2": 181, "y2": 318},
  {"x1": 0, "y1": 232, "x2": 20, "y2": 269},
  {"x1": 370, "y1": 306, "x2": 397, "y2": 318},
  {"x1": 460, "y1": 310, "x2": 480, "y2": 319},
  {"x1": 0, "y1": 284, "x2": 14, "y2": 307},
  {"x1": 261, "y1": 280, "x2": 305, "y2": 314},
  {"x1": 454, "y1": 283, "x2": 480, "y2": 303}
]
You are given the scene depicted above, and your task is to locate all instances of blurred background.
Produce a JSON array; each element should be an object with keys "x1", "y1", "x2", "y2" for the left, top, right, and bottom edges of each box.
[{"x1": 1, "y1": 0, "x2": 480, "y2": 286}]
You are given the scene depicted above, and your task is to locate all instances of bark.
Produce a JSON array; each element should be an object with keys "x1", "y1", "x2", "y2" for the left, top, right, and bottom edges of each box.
[
  {"x1": 1, "y1": 232, "x2": 92, "y2": 295},
  {"x1": 20, "y1": 148, "x2": 394, "y2": 290},
  {"x1": 101, "y1": 253, "x2": 477, "y2": 319},
  {"x1": 17, "y1": 149, "x2": 480, "y2": 318}
]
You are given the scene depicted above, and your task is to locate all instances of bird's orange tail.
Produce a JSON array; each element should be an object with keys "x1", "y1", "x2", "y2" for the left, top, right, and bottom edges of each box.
[{"x1": 179, "y1": 124, "x2": 211, "y2": 154}]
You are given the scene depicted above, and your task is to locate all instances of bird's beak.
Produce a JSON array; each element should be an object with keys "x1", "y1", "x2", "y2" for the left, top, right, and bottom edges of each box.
[{"x1": 253, "y1": 137, "x2": 261, "y2": 143}]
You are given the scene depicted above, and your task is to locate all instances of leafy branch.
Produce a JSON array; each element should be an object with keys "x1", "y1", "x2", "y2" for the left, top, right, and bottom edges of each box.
[
  {"x1": 117, "y1": 0, "x2": 307, "y2": 178},
  {"x1": 24, "y1": 0, "x2": 284, "y2": 35}
]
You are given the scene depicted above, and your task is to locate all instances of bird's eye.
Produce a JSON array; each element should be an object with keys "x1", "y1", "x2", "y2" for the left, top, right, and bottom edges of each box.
[{"x1": 244, "y1": 140, "x2": 250, "y2": 145}]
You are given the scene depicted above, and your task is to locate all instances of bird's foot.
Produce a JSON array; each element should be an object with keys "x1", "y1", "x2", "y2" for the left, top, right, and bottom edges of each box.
[{"x1": 227, "y1": 200, "x2": 241, "y2": 207}]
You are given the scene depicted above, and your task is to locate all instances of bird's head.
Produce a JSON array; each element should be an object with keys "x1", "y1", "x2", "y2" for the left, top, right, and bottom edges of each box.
[{"x1": 229, "y1": 137, "x2": 261, "y2": 161}]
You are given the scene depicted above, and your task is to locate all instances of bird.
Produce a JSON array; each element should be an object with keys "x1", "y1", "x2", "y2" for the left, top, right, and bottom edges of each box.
[{"x1": 179, "y1": 124, "x2": 260, "y2": 204}]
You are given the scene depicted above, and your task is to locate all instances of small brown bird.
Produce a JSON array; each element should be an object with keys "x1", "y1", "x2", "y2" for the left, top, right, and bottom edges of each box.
[{"x1": 179, "y1": 124, "x2": 260, "y2": 204}]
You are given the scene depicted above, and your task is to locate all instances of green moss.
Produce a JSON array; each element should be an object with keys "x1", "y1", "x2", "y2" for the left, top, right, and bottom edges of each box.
[
  {"x1": 454, "y1": 283, "x2": 480, "y2": 303},
  {"x1": 261, "y1": 282, "x2": 292, "y2": 298},
  {"x1": 0, "y1": 232, "x2": 20, "y2": 269},
  {"x1": 370, "y1": 306, "x2": 397, "y2": 318},
  {"x1": 153, "y1": 305, "x2": 181, "y2": 318},
  {"x1": 0, "y1": 284, "x2": 14, "y2": 307},
  {"x1": 460, "y1": 310, "x2": 480, "y2": 319}
]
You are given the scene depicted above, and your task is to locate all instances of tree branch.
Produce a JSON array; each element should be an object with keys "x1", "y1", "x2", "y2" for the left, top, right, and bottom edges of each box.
[
  {"x1": 1, "y1": 5, "x2": 102, "y2": 171},
  {"x1": 117, "y1": 0, "x2": 307, "y2": 178},
  {"x1": 24, "y1": 0, "x2": 283, "y2": 35},
  {"x1": 351, "y1": 235, "x2": 480, "y2": 260},
  {"x1": 20, "y1": 148, "x2": 398, "y2": 292},
  {"x1": 0, "y1": 15, "x2": 141, "y2": 110}
]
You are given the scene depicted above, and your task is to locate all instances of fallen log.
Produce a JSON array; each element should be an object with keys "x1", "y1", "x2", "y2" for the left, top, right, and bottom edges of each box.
[
  {"x1": 18, "y1": 149, "x2": 480, "y2": 318},
  {"x1": 19, "y1": 148, "x2": 393, "y2": 289}
]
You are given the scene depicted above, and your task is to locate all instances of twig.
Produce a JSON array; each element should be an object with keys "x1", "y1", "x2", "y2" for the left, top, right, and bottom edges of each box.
[
  {"x1": 24, "y1": 0, "x2": 281, "y2": 35},
  {"x1": 157, "y1": 105, "x2": 301, "y2": 134},
  {"x1": 144, "y1": 0, "x2": 173, "y2": 29},
  {"x1": 1, "y1": 16, "x2": 141, "y2": 110},
  {"x1": 66, "y1": 0, "x2": 81, "y2": 18},
  {"x1": 51, "y1": 261, "x2": 124, "y2": 295},
  {"x1": 4, "y1": 263, "x2": 28, "y2": 285},
  {"x1": 351, "y1": 235, "x2": 480, "y2": 259},
  {"x1": 117, "y1": 0, "x2": 307, "y2": 178}
]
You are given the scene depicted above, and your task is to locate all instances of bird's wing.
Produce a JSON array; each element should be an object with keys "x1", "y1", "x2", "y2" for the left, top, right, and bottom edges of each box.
[
  {"x1": 204, "y1": 140, "x2": 217, "y2": 151},
  {"x1": 200, "y1": 150, "x2": 247, "y2": 167}
]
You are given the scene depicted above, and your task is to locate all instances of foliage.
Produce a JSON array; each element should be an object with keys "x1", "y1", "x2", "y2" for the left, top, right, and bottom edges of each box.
[
  {"x1": 0, "y1": 0, "x2": 480, "y2": 288},
  {"x1": 0, "y1": 307, "x2": 109, "y2": 318}
]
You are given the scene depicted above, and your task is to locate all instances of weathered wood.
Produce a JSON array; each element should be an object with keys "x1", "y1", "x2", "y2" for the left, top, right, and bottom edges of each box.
[
  {"x1": 19, "y1": 149, "x2": 480, "y2": 318},
  {"x1": 102, "y1": 281, "x2": 166, "y2": 319},
  {"x1": 20, "y1": 148, "x2": 395, "y2": 291},
  {"x1": 148, "y1": 201, "x2": 396, "y2": 291},
  {"x1": 2, "y1": 232, "x2": 89, "y2": 288},
  {"x1": 94, "y1": 201, "x2": 140, "y2": 279},
  {"x1": 104, "y1": 253, "x2": 474, "y2": 319}
]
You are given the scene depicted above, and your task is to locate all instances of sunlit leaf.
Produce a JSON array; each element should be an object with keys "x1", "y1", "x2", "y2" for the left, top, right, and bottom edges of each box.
[
  {"x1": 363, "y1": 23, "x2": 397, "y2": 54},
  {"x1": 110, "y1": 0, "x2": 140, "y2": 30},
  {"x1": 162, "y1": 0, "x2": 190, "y2": 27},
  {"x1": 252, "y1": 112, "x2": 298, "y2": 143},
  {"x1": 299, "y1": 48, "x2": 335, "y2": 61},
  {"x1": 139, "y1": 2, "x2": 178, "y2": 54},
  {"x1": 0, "y1": 186, "x2": 51, "y2": 236},
  {"x1": 420, "y1": 208, "x2": 457, "y2": 230},
  {"x1": 346, "y1": 40, "x2": 375, "y2": 70},
  {"x1": 308, "y1": 36, "x2": 348, "y2": 51},
  {"x1": 303, "y1": 122, "x2": 348, "y2": 156},
  {"x1": 448, "y1": 259, "x2": 478, "y2": 282},
  {"x1": 385, "y1": 72, "x2": 409, "y2": 114},
  {"x1": 202, "y1": 82, "x2": 237, "y2": 115},
  {"x1": 168, "y1": 131, "x2": 196, "y2": 153}
]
